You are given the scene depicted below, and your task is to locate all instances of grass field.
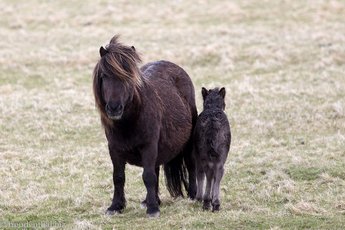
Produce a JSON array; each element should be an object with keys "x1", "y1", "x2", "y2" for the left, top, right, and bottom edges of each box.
[{"x1": 1, "y1": 0, "x2": 345, "y2": 229}]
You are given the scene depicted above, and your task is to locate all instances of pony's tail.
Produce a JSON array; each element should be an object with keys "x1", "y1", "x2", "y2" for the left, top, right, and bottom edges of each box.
[{"x1": 163, "y1": 153, "x2": 188, "y2": 198}]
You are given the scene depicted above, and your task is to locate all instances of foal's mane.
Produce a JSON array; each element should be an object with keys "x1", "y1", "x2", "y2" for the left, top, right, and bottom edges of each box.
[{"x1": 93, "y1": 35, "x2": 142, "y2": 127}]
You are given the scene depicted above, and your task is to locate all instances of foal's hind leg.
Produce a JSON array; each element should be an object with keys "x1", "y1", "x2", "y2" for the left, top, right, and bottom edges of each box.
[
  {"x1": 203, "y1": 168, "x2": 214, "y2": 210},
  {"x1": 211, "y1": 165, "x2": 224, "y2": 212},
  {"x1": 195, "y1": 164, "x2": 205, "y2": 202}
]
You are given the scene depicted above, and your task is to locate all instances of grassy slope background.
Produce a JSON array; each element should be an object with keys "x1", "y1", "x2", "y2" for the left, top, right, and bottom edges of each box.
[{"x1": 0, "y1": 0, "x2": 345, "y2": 229}]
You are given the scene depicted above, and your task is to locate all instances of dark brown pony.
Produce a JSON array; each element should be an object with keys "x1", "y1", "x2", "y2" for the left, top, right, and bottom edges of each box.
[{"x1": 93, "y1": 35, "x2": 197, "y2": 217}]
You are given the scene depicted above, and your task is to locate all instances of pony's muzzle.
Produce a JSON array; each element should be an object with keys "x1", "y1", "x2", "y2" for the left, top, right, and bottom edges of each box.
[{"x1": 105, "y1": 103, "x2": 123, "y2": 120}]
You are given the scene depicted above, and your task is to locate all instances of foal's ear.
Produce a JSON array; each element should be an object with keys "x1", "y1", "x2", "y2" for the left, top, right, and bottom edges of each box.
[
  {"x1": 219, "y1": 87, "x2": 226, "y2": 98},
  {"x1": 131, "y1": 46, "x2": 136, "y2": 51},
  {"x1": 202, "y1": 87, "x2": 208, "y2": 100},
  {"x1": 99, "y1": 46, "x2": 108, "y2": 57}
]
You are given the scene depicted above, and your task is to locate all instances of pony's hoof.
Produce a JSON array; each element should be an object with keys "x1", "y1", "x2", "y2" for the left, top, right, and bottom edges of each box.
[
  {"x1": 147, "y1": 206, "x2": 160, "y2": 218},
  {"x1": 105, "y1": 209, "x2": 122, "y2": 215},
  {"x1": 147, "y1": 211, "x2": 160, "y2": 218},
  {"x1": 141, "y1": 198, "x2": 161, "y2": 208}
]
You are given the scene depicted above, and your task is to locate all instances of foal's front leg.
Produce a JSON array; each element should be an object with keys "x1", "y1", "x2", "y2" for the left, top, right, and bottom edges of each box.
[
  {"x1": 203, "y1": 169, "x2": 214, "y2": 210},
  {"x1": 106, "y1": 156, "x2": 126, "y2": 215},
  {"x1": 211, "y1": 165, "x2": 224, "y2": 212},
  {"x1": 195, "y1": 160, "x2": 205, "y2": 202}
]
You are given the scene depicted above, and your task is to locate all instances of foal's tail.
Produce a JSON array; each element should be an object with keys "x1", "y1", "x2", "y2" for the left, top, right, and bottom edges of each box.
[{"x1": 163, "y1": 153, "x2": 188, "y2": 198}]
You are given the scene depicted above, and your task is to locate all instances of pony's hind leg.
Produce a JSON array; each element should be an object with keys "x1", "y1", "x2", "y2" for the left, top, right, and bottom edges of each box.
[
  {"x1": 202, "y1": 168, "x2": 214, "y2": 210},
  {"x1": 211, "y1": 165, "x2": 224, "y2": 212},
  {"x1": 184, "y1": 142, "x2": 197, "y2": 199}
]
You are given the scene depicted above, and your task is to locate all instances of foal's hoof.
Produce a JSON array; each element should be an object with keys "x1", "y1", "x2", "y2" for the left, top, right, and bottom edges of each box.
[
  {"x1": 212, "y1": 199, "x2": 220, "y2": 212},
  {"x1": 147, "y1": 211, "x2": 160, "y2": 218},
  {"x1": 188, "y1": 191, "x2": 196, "y2": 200},
  {"x1": 203, "y1": 200, "x2": 211, "y2": 211},
  {"x1": 105, "y1": 209, "x2": 122, "y2": 215},
  {"x1": 212, "y1": 204, "x2": 220, "y2": 212}
]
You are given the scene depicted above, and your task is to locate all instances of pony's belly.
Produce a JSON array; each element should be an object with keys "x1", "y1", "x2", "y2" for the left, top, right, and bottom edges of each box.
[
  {"x1": 155, "y1": 148, "x2": 180, "y2": 165},
  {"x1": 118, "y1": 149, "x2": 143, "y2": 167},
  {"x1": 126, "y1": 156, "x2": 143, "y2": 167},
  {"x1": 156, "y1": 124, "x2": 192, "y2": 164}
]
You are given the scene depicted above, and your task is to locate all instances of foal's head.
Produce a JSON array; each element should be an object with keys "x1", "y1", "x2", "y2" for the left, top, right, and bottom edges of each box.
[
  {"x1": 93, "y1": 35, "x2": 142, "y2": 124},
  {"x1": 201, "y1": 87, "x2": 226, "y2": 111}
]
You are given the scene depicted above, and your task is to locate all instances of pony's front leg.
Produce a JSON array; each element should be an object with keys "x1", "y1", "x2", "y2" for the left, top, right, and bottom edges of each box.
[
  {"x1": 141, "y1": 145, "x2": 159, "y2": 217},
  {"x1": 141, "y1": 167, "x2": 161, "y2": 208},
  {"x1": 106, "y1": 156, "x2": 126, "y2": 215}
]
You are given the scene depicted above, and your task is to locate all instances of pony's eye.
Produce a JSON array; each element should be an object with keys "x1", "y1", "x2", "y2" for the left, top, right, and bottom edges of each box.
[{"x1": 101, "y1": 73, "x2": 108, "y2": 79}]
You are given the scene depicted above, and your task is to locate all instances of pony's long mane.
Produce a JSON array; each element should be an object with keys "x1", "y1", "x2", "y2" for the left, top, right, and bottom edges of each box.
[{"x1": 93, "y1": 35, "x2": 142, "y2": 127}]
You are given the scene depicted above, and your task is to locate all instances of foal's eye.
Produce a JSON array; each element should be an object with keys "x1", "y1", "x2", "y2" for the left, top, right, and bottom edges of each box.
[{"x1": 101, "y1": 73, "x2": 108, "y2": 79}]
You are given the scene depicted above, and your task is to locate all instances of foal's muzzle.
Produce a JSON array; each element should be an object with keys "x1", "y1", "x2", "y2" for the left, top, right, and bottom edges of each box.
[{"x1": 105, "y1": 103, "x2": 123, "y2": 120}]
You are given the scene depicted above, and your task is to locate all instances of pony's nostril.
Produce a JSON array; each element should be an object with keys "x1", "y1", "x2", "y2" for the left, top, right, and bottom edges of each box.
[
  {"x1": 113, "y1": 104, "x2": 123, "y2": 113},
  {"x1": 105, "y1": 104, "x2": 110, "y2": 111},
  {"x1": 106, "y1": 103, "x2": 123, "y2": 113}
]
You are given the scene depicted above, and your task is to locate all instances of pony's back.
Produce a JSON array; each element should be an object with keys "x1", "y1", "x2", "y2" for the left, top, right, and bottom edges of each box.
[{"x1": 141, "y1": 60, "x2": 197, "y2": 118}]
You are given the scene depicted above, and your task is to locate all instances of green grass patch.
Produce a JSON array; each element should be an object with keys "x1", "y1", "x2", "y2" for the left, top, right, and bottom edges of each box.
[{"x1": 286, "y1": 166, "x2": 322, "y2": 181}]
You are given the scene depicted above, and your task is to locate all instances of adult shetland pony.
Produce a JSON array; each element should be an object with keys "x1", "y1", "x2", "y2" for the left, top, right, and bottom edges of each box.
[{"x1": 93, "y1": 35, "x2": 197, "y2": 217}]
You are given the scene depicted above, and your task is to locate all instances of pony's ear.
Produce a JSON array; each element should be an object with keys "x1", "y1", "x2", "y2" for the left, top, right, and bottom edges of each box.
[
  {"x1": 202, "y1": 87, "x2": 208, "y2": 100},
  {"x1": 131, "y1": 46, "x2": 136, "y2": 51},
  {"x1": 219, "y1": 87, "x2": 226, "y2": 98},
  {"x1": 100, "y1": 46, "x2": 108, "y2": 57}
]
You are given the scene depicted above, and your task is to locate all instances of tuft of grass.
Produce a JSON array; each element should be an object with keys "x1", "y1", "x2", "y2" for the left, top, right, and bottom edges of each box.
[
  {"x1": 328, "y1": 163, "x2": 345, "y2": 180},
  {"x1": 286, "y1": 166, "x2": 322, "y2": 181}
]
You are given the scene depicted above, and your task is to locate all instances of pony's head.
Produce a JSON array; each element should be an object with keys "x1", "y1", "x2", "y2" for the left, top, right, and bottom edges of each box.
[
  {"x1": 93, "y1": 35, "x2": 142, "y2": 125},
  {"x1": 201, "y1": 87, "x2": 226, "y2": 111}
]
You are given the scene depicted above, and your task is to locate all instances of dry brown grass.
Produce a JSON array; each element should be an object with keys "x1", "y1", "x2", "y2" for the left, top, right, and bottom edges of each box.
[{"x1": 1, "y1": 0, "x2": 345, "y2": 229}]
